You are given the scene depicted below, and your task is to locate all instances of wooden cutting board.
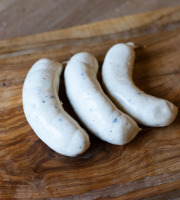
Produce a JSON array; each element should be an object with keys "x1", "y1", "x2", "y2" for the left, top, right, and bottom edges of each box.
[{"x1": 0, "y1": 6, "x2": 180, "y2": 199}]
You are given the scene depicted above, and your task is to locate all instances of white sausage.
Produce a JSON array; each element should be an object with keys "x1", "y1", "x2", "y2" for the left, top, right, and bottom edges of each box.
[
  {"x1": 22, "y1": 59, "x2": 90, "y2": 157},
  {"x1": 102, "y1": 43, "x2": 178, "y2": 126},
  {"x1": 64, "y1": 53, "x2": 140, "y2": 145}
]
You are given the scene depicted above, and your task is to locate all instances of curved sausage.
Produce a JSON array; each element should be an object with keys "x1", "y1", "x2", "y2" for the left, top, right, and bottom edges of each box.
[
  {"x1": 64, "y1": 53, "x2": 140, "y2": 145},
  {"x1": 23, "y1": 59, "x2": 90, "y2": 157},
  {"x1": 102, "y1": 43, "x2": 178, "y2": 126}
]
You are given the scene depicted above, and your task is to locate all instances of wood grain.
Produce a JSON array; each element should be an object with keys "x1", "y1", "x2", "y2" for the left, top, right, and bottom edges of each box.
[
  {"x1": 0, "y1": 6, "x2": 180, "y2": 199},
  {"x1": 0, "y1": 0, "x2": 180, "y2": 40}
]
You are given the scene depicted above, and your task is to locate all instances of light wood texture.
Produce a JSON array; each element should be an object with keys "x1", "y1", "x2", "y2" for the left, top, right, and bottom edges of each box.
[
  {"x1": 0, "y1": 0, "x2": 180, "y2": 40},
  {"x1": 0, "y1": 6, "x2": 180, "y2": 199}
]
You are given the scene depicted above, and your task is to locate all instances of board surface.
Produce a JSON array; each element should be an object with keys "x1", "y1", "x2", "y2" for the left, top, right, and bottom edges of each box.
[{"x1": 0, "y1": 6, "x2": 180, "y2": 199}]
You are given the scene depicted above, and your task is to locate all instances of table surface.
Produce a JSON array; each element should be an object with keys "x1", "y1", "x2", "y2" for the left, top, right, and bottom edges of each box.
[{"x1": 0, "y1": 0, "x2": 180, "y2": 40}]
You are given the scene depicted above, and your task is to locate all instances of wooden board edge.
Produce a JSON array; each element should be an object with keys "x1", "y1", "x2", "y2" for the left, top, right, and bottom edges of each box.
[{"x1": 0, "y1": 6, "x2": 179, "y2": 47}]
